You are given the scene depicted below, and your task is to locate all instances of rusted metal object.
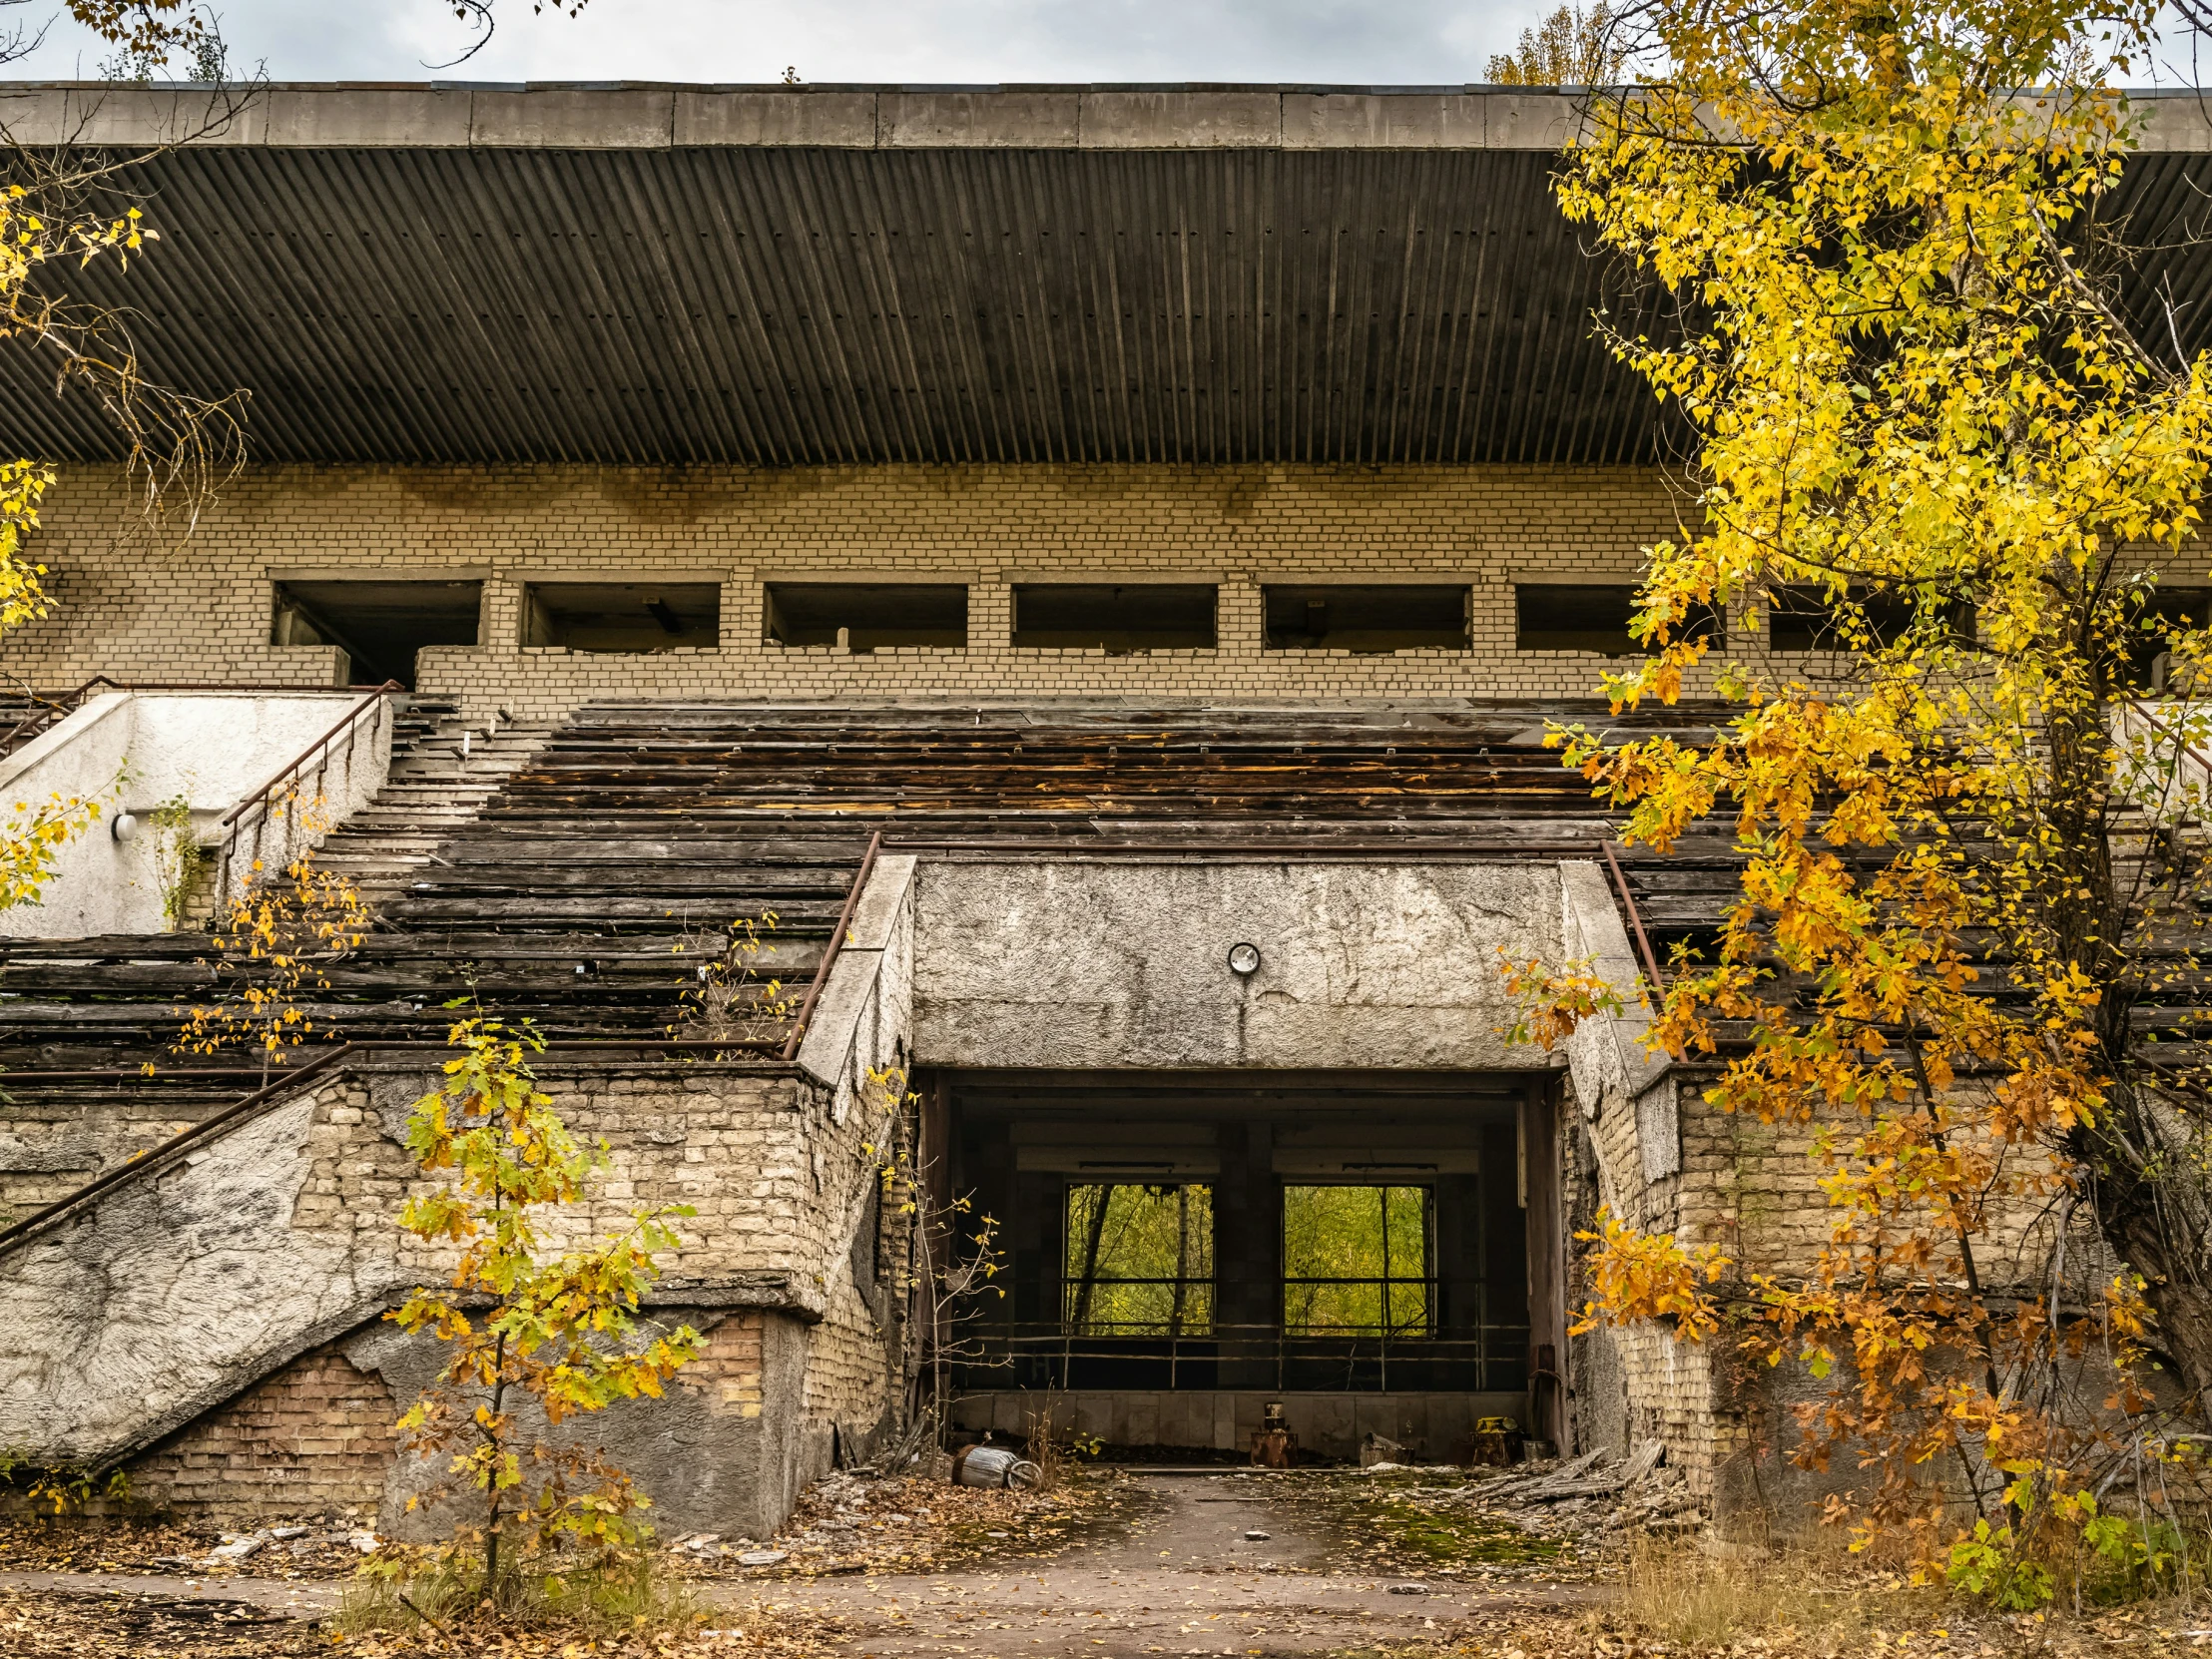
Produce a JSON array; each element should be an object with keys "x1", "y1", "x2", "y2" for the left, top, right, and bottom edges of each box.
[
  {"x1": 1251, "y1": 1401, "x2": 1297, "y2": 1468},
  {"x1": 216, "y1": 681, "x2": 405, "y2": 907},
  {"x1": 950, "y1": 1443, "x2": 1041, "y2": 1489},
  {"x1": 781, "y1": 828, "x2": 882, "y2": 1063},
  {"x1": 1600, "y1": 838, "x2": 1667, "y2": 989}
]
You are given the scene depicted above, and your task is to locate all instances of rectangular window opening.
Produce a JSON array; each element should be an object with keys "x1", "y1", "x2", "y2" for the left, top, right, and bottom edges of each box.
[
  {"x1": 1263, "y1": 584, "x2": 1467, "y2": 652},
  {"x1": 523, "y1": 582, "x2": 720, "y2": 652},
  {"x1": 1515, "y1": 583, "x2": 1720, "y2": 656},
  {"x1": 1062, "y1": 1182, "x2": 1215, "y2": 1337},
  {"x1": 1767, "y1": 584, "x2": 1975, "y2": 652},
  {"x1": 2119, "y1": 588, "x2": 2209, "y2": 689},
  {"x1": 1014, "y1": 584, "x2": 1216, "y2": 652},
  {"x1": 271, "y1": 579, "x2": 483, "y2": 691},
  {"x1": 1282, "y1": 1183, "x2": 1432, "y2": 1338},
  {"x1": 764, "y1": 582, "x2": 967, "y2": 651}
]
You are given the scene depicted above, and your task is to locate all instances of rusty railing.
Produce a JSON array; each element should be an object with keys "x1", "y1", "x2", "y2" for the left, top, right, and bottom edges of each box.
[
  {"x1": 781, "y1": 828, "x2": 883, "y2": 1062},
  {"x1": 215, "y1": 682, "x2": 403, "y2": 907}
]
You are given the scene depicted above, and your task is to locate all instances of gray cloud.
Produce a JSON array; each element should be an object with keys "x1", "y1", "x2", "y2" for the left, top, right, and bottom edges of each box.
[{"x1": 7, "y1": 0, "x2": 1561, "y2": 84}]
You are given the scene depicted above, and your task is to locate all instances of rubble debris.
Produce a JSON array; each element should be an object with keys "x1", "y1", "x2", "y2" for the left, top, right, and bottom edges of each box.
[
  {"x1": 1360, "y1": 1432, "x2": 1407, "y2": 1468},
  {"x1": 1459, "y1": 1440, "x2": 1711, "y2": 1546}
]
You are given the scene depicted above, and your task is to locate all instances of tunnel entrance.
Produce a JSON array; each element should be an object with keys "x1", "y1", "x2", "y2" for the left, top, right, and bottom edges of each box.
[{"x1": 934, "y1": 1072, "x2": 1563, "y2": 1462}]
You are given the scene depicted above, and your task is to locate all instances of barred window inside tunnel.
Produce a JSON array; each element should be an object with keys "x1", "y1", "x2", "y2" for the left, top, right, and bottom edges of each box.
[
  {"x1": 1282, "y1": 1183, "x2": 1432, "y2": 1339},
  {"x1": 1063, "y1": 1183, "x2": 1216, "y2": 1338}
]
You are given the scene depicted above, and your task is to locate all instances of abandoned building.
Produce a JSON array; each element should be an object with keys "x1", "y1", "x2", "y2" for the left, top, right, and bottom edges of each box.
[{"x1": 1, "y1": 82, "x2": 2209, "y2": 1543}]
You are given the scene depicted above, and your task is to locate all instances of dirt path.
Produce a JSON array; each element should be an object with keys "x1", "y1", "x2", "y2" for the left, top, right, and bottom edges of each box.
[
  {"x1": 742, "y1": 1473, "x2": 1590, "y2": 1656},
  {"x1": 0, "y1": 1473, "x2": 1596, "y2": 1657}
]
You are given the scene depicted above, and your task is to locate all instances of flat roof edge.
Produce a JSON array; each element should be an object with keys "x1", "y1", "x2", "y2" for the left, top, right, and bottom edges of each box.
[
  {"x1": 0, "y1": 84, "x2": 1604, "y2": 152},
  {"x1": 0, "y1": 81, "x2": 2206, "y2": 153}
]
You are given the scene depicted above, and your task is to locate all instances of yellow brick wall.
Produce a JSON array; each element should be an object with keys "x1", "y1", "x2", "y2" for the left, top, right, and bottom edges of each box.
[
  {"x1": 124, "y1": 1341, "x2": 397, "y2": 1522},
  {"x1": 7, "y1": 461, "x2": 1721, "y2": 720},
  {"x1": 675, "y1": 1310, "x2": 768, "y2": 1423}
]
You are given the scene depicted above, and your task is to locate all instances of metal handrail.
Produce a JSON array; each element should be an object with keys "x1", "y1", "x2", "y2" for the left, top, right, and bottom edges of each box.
[
  {"x1": 0, "y1": 676, "x2": 122, "y2": 756},
  {"x1": 0, "y1": 1035, "x2": 795, "y2": 1258},
  {"x1": 3, "y1": 679, "x2": 399, "y2": 756},
  {"x1": 216, "y1": 682, "x2": 404, "y2": 906},
  {"x1": 882, "y1": 833, "x2": 1619, "y2": 857},
  {"x1": 2121, "y1": 695, "x2": 2212, "y2": 783},
  {"x1": 1600, "y1": 838, "x2": 1668, "y2": 989},
  {"x1": 781, "y1": 828, "x2": 883, "y2": 1063}
]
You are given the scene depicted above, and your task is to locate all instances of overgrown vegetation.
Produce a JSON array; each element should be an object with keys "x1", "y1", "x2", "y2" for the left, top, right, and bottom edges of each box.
[
  {"x1": 335, "y1": 1547, "x2": 695, "y2": 1645},
  {"x1": 666, "y1": 907, "x2": 792, "y2": 1052},
  {"x1": 0, "y1": 1447, "x2": 127, "y2": 1518},
  {"x1": 1615, "y1": 1534, "x2": 1939, "y2": 1652},
  {"x1": 1508, "y1": 0, "x2": 2212, "y2": 1609},
  {"x1": 372, "y1": 1015, "x2": 702, "y2": 1606},
  {"x1": 176, "y1": 828, "x2": 368, "y2": 1084},
  {"x1": 147, "y1": 794, "x2": 200, "y2": 931}
]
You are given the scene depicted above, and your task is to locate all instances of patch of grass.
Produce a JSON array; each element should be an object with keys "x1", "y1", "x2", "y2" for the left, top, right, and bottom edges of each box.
[
  {"x1": 1616, "y1": 1534, "x2": 1937, "y2": 1653},
  {"x1": 332, "y1": 1549, "x2": 697, "y2": 1644},
  {"x1": 1290, "y1": 1471, "x2": 1566, "y2": 1575}
]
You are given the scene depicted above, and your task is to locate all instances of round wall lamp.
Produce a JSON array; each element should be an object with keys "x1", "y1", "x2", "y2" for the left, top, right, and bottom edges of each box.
[
  {"x1": 111, "y1": 812, "x2": 141, "y2": 843},
  {"x1": 1227, "y1": 942, "x2": 1262, "y2": 977}
]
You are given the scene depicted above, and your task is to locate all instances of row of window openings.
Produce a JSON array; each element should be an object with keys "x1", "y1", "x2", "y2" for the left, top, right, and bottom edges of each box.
[
  {"x1": 276, "y1": 578, "x2": 2080, "y2": 686},
  {"x1": 1062, "y1": 1182, "x2": 1432, "y2": 1341}
]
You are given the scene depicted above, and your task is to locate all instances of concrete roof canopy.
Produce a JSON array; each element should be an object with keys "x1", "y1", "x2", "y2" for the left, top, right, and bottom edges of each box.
[{"x1": 0, "y1": 82, "x2": 2208, "y2": 466}]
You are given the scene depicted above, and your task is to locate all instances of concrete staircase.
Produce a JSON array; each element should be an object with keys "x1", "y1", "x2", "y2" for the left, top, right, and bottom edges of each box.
[{"x1": 312, "y1": 700, "x2": 552, "y2": 906}]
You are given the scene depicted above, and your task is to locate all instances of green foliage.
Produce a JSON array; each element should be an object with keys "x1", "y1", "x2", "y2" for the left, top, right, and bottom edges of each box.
[
  {"x1": 1282, "y1": 1185, "x2": 1429, "y2": 1337},
  {"x1": 383, "y1": 1016, "x2": 703, "y2": 1597},
  {"x1": 0, "y1": 1445, "x2": 130, "y2": 1516},
  {"x1": 1063, "y1": 1183, "x2": 1213, "y2": 1336},
  {"x1": 1945, "y1": 1518, "x2": 2056, "y2": 1609},
  {"x1": 147, "y1": 794, "x2": 200, "y2": 931}
]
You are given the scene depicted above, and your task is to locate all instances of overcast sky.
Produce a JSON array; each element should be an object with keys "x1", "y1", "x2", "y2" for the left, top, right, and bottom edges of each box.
[{"x1": 3, "y1": 1, "x2": 1573, "y2": 85}]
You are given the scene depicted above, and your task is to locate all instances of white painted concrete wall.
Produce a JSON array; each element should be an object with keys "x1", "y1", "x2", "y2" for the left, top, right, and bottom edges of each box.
[
  {"x1": 0, "y1": 690, "x2": 392, "y2": 939},
  {"x1": 910, "y1": 857, "x2": 1564, "y2": 1070}
]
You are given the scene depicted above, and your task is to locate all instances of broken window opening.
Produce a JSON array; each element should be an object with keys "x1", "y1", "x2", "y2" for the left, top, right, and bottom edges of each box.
[
  {"x1": 1013, "y1": 584, "x2": 1216, "y2": 652},
  {"x1": 1263, "y1": 584, "x2": 1467, "y2": 652},
  {"x1": 1063, "y1": 1183, "x2": 1216, "y2": 1337},
  {"x1": 764, "y1": 582, "x2": 967, "y2": 651},
  {"x1": 1282, "y1": 1184, "x2": 1432, "y2": 1338},
  {"x1": 270, "y1": 580, "x2": 483, "y2": 690},
  {"x1": 523, "y1": 582, "x2": 720, "y2": 652},
  {"x1": 1514, "y1": 584, "x2": 1722, "y2": 656},
  {"x1": 1766, "y1": 584, "x2": 1976, "y2": 653},
  {"x1": 2115, "y1": 588, "x2": 2209, "y2": 690}
]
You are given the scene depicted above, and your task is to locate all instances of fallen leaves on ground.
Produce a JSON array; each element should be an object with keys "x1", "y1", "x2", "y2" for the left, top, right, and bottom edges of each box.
[
  {"x1": 0, "y1": 1585, "x2": 323, "y2": 1658},
  {"x1": 664, "y1": 1462, "x2": 1137, "y2": 1580},
  {"x1": 0, "y1": 1512, "x2": 370, "y2": 1581}
]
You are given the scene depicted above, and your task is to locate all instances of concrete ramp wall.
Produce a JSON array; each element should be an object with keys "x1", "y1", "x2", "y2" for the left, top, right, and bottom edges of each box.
[{"x1": 0, "y1": 690, "x2": 392, "y2": 938}]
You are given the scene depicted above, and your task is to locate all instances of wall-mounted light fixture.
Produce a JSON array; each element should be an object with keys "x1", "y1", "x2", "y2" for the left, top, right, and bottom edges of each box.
[
  {"x1": 1227, "y1": 942, "x2": 1261, "y2": 976},
  {"x1": 111, "y1": 812, "x2": 141, "y2": 843}
]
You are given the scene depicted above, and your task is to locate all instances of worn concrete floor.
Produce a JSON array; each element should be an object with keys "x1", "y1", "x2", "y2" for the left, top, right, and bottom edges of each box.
[
  {"x1": 0, "y1": 1473, "x2": 1593, "y2": 1657},
  {"x1": 745, "y1": 1472, "x2": 1590, "y2": 1655}
]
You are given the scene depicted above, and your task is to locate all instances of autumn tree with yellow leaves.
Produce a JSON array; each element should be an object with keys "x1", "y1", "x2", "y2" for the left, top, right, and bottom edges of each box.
[
  {"x1": 0, "y1": 2, "x2": 249, "y2": 914},
  {"x1": 1486, "y1": 4, "x2": 1629, "y2": 87},
  {"x1": 380, "y1": 1016, "x2": 702, "y2": 1601},
  {"x1": 1510, "y1": 0, "x2": 2212, "y2": 1604}
]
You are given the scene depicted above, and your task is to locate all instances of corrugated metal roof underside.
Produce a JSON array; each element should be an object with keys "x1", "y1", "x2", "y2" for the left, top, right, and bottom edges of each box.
[
  {"x1": 7, "y1": 146, "x2": 2208, "y2": 468},
  {"x1": 0, "y1": 145, "x2": 1675, "y2": 466}
]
